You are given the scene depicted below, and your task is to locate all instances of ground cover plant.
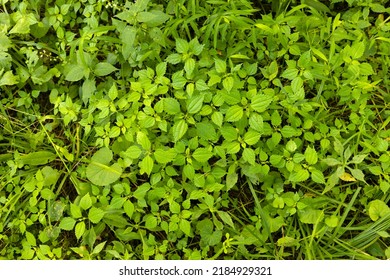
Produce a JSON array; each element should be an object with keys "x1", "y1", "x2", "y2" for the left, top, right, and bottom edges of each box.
[{"x1": 0, "y1": 0, "x2": 390, "y2": 260}]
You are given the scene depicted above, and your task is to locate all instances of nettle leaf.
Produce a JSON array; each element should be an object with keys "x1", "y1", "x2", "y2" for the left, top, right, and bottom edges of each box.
[
  {"x1": 242, "y1": 148, "x2": 256, "y2": 165},
  {"x1": 184, "y1": 58, "x2": 196, "y2": 76},
  {"x1": 350, "y1": 41, "x2": 365, "y2": 59},
  {"x1": 163, "y1": 98, "x2": 181, "y2": 114},
  {"x1": 223, "y1": 76, "x2": 234, "y2": 92},
  {"x1": 176, "y1": 38, "x2": 189, "y2": 53},
  {"x1": 192, "y1": 148, "x2": 213, "y2": 163},
  {"x1": 289, "y1": 169, "x2": 310, "y2": 182},
  {"x1": 122, "y1": 145, "x2": 142, "y2": 159},
  {"x1": 137, "y1": 131, "x2": 151, "y2": 150},
  {"x1": 59, "y1": 217, "x2": 76, "y2": 231},
  {"x1": 88, "y1": 207, "x2": 105, "y2": 224},
  {"x1": 154, "y1": 148, "x2": 177, "y2": 164},
  {"x1": 139, "y1": 155, "x2": 154, "y2": 175},
  {"x1": 304, "y1": 146, "x2": 318, "y2": 165},
  {"x1": 244, "y1": 129, "x2": 260, "y2": 145},
  {"x1": 173, "y1": 120, "x2": 188, "y2": 142},
  {"x1": 251, "y1": 94, "x2": 273, "y2": 112},
  {"x1": 214, "y1": 58, "x2": 227, "y2": 73},
  {"x1": 311, "y1": 169, "x2": 326, "y2": 184},
  {"x1": 86, "y1": 147, "x2": 123, "y2": 186},
  {"x1": 94, "y1": 62, "x2": 118, "y2": 76},
  {"x1": 136, "y1": 10, "x2": 170, "y2": 27},
  {"x1": 211, "y1": 111, "x2": 223, "y2": 127},
  {"x1": 249, "y1": 113, "x2": 264, "y2": 132},
  {"x1": 65, "y1": 65, "x2": 86, "y2": 81},
  {"x1": 187, "y1": 95, "x2": 204, "y2": 114},
  {"x1": 225, "y1": 105, "x2": 243, "y2": 122}
]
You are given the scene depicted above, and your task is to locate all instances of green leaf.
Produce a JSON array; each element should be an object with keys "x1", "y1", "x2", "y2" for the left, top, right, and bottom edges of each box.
[
  {"x1": 222, "y1": 76, "x2": 234, "y2": 92},
  {"x1": 139, "y1": 155, "x2": 154, "y2": 176},
  {"x1": 350, "y1": 41, "x2": 365, "y2": 59},
  {"x1": 211, "y1": 111, "x2": 223, "y2": 127},
  {"x1": 368, "y1": 200, "x2": 390, "y2": 221},
  {"x1": 92, "y1": 241, "x2": 107, "y2": 256},
  {"x1": 19, "y1": 151, "x2": 56, "y2": 166},
  {"x1": 249, "y1": 113, "x2": 264, "y2": 132},
  {"x1": 173, "y1": 120, "x2": 188, "y2": 142},
  {"x1": 176, "y1": 38, "x2": 189, "y2": 53},
  {"x1": 304, "y1": 146, "x2": 318, "y2": 165},
  {"x1": 75, "y1": 221, "x2": 86, "y2": 240},
  {"x1": 137, "y1": 10, "x2": 170, "y2": 26},
  {"x1": 277, "y1": 236, "x2": 298, "y2": 247},
  {"x1": 350, "y1": 168, "x2": 365, "y2": 182},
  {"x1": 244, "y1": 129, "x2": 260, "y2": 145},
  {"x1": 137, "y1": 131, "x2": 151, "y2": 150},
  {"x1": 217, "y1": 211, "x2": 235, "y2": 228},
  {"x1": 325, "y1": 216, "x2": 339, "y2": 228},
  {"x1": 299, "y1": 209, "x2": 324, "y2": 224},
  {"x1": 311, "y1": 169, "x2": 326, "y2": 184},
  {"x1": 86, "y1": 147, "x2": 123, "y2": 186},
  {"x1": 79, "y1": 193, "x2": 93, "y2": 210},
  {"x1": 154, "y1": 148, "x2": 177, "y2": 164},
  {"x1": 88, "y1": 207, "x2": 105, "y2": 224},
  {"x1": 65, "y1": 65, "x2": 86, "y2": 81},
  {"x1": 25, "y1": 231, "x2": 37, "y2": 247},
  {"x1": 94, "y1": 62, "x2": 117, "y2": 76},
  {"x1": 242, "y1": 148, "x2": 256, "y2": 165},
  {"x1": 187, "y1": 95, "x2": 204, "y2": 114},
  {"x1": 225, "y1": 105, "x2": 243, "y2": 122},
  {"x1": 122, "y1": 145, "x2": 142, "y2": 159},
  {"x1": 214, "y1": 58, "x2": 226, "y2": 73},
  {"x1": 184, "y1": 58, "x2": 195, "y2": 76},
  {"x1": 251, "y1": 94, "x2": 273, "y2": 112},
  {"x1": 144, "y1": 214, "x2": 158, "y2": 229},
  {"x1": 9, "y1": 13, "x2": 37, "y2": 34},
  {"x1": 164, "y1": 98, "x2": 181, "y2": 114},
  {"x1": 192, "y1": 148, "x2": 213, "y2": 163},
  {"x1": 289, "y1": 169, "x2": 310, "y2": 182},
  {"x1": 59, "y1": 217, "x2": 76, "y2": 231},
  {"x1": 0, "y1": 70, "x2": 19, "y2": 86},
  {"x1": 179, "y1": 219, "x2": 192, "y2": 236}
]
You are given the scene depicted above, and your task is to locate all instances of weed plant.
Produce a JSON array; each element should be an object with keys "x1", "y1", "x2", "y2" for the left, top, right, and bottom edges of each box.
[{"x1": 0, "y1": 0, "x2": 390, "y2": 259}]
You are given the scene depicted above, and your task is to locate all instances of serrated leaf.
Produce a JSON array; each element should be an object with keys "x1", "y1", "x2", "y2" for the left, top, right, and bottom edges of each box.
[
  {"x1": 94, "y1": 62, "x2": 117, "y2": 76},
  {"x1": 187, "y1": 95, "x2": 204, "y2": 114},
  {"x1": 192, "y1": 148, "x2": 213, "y2": 163},
  {"x1": 75, "y1": 221, "x2": 86, "y2": 240},
  {"x1": 173, "y1": 120, "x2": 188, "y2": 142},
  {"x1": 92, "y1": 241, "x2": 107, "y2": 255},
  {"x1": 59, "y1": 217, "x2": 76, "y2": 230},
  {"x1": 139, "y1": 155, "x2": 154, "y2": 176},
  {"x1": 166, "y1": 53, "x2": 182, "y2": 64},
  {"x1": 163, "y1": 98, "x2": 181, "y2": 114},
  {"x1": 176, "y1": 38, "x2": 189, "y2": 53},
  {"x1": 0, "y1": 70, "x2": 19, "y2": 86},
  {"x1": 222, "y1": 76, "x2": 234, "y2": 92},
  {"x1": 304, "y1": 146, "x2": 318, "y2": 165},
  {"x1": 214, "y1": 58, "x2": 226, "y2": 73},
  {"x1": 137, "y1": 131, "x2": 151, "y2": 150},
  {"x1": 322, "y1": 158, "x2": 342, "y2": 166},
  {"x1": 25, "y1": 231, "x2": 37, "y2": 247},
  {"x1": 349, "y1": 154, "x2": 367, "y2": 164},
  {"x1": 144, "y1": 214, "x2": 158, "y2": 229},
  {"x1": 184, "y1": 58, "x2": 195, "y2": 76},
  {"x1": 289, "y1": 169, "x2": 310, "y2": 182},
  {"x1": 350, "y1": 41, "x2": 365, "y2": 59},
  {"x1": 311, "y1": 169, "x2": 326, "y2": 184},
  {"x1": 350, "y1": 168, "x2": 365, "y2": 182},
  {"x1": 244, "y1": 129, "x2": 260, "y2": 145},
  {"x1": 154, "y1": 148, "x2": 177, "y2": 164},
  {"x1": 211, "y1": 111, "x2": 223, "y2": 127},
  {"x1": 242, "y1": 148, "x2": 256, "y2": 165},
  {"x1": 122, "y1": 145, "x2": 142, "y2": 159},
  {"x1": 225, "y1": 105, "x2": 243, "y2": 122},
  {"x1": 251, "y1": 94, "x2": 273, "y2": 112},
  {"x1": 249, "y1": 113, "x2": 264, "y2": 132},
  {"x1": 179, "y1": 219, "x2": 192, "y2": 236},
  {"x1": 79, "y1": 193, "x2": 92, "y2": 210},
  {"x1": 88, "y1": 207, "x2": 105, "y2": 224}
]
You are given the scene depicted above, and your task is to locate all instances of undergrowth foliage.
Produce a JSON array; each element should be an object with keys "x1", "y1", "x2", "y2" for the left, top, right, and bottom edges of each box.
[{"x1": 1, "y1": 0, "x2": 390, "y2": 259}]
